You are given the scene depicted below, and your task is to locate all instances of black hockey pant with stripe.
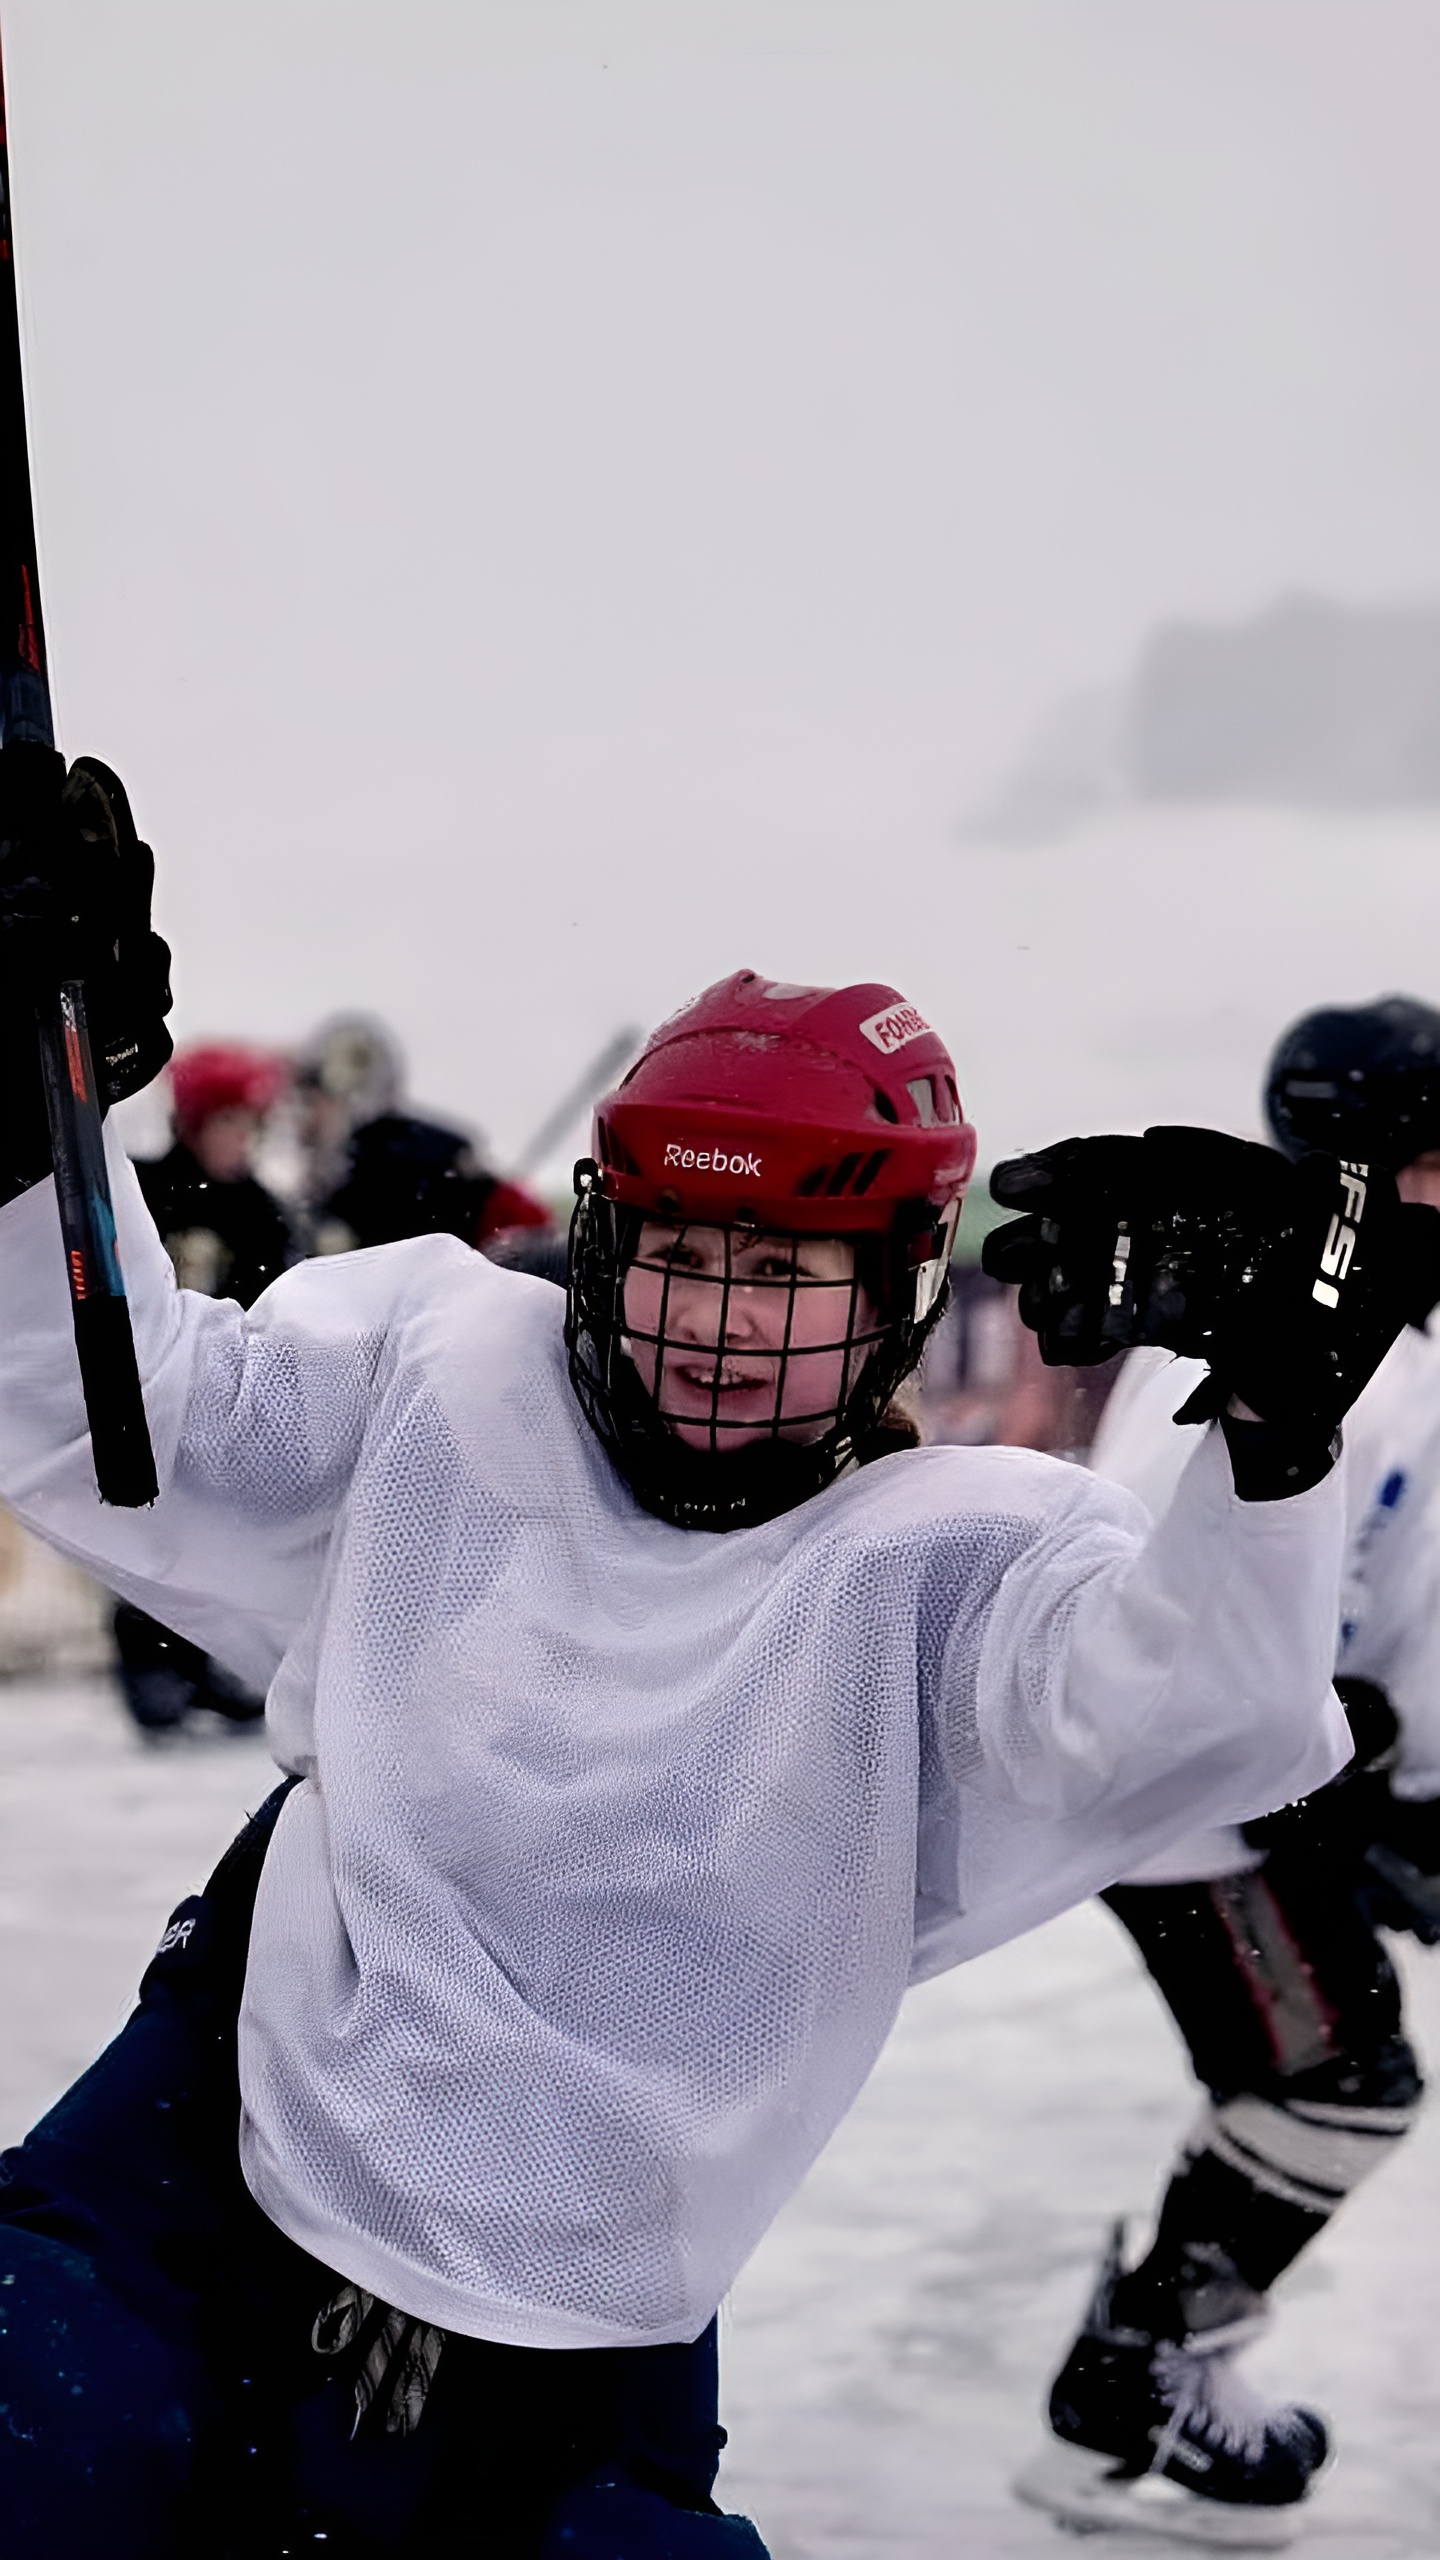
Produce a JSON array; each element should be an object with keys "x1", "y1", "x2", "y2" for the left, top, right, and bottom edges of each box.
[
  {"x1": 1103, "y1": 1840, "x2": 1424, "y2": 2310},
  {"x1": 0, "y1": 1781, "x2": 768, "y2": 2560}
]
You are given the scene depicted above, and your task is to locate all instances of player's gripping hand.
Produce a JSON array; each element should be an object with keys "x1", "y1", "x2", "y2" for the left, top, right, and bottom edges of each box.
[
  {"x1": 983, "y1": 1125, "x2": 1440, "y2": 1494},
  {"x1": 981, "y1": 1128, "x2": 1283, "y2": 1367},
  {"x1": 0, "y1": 743, "x2": 173, "y2": 1198}
]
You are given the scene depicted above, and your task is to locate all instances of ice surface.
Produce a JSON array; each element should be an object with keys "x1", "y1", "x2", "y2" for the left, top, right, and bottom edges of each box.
[{"x1": 3, "y1": 1677, "x2": 1439, "y2": 2557}]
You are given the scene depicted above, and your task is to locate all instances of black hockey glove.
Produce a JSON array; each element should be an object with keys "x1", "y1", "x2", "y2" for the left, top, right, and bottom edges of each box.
[
  {"x1": 1243, "y1": 1678, "x2": 1440, "y2": 1941},
  {"x1": 0, "y1": 743, "x2": 173, "y2": 1201},
  {"x1": 1359, "y1": 1803, "x2": 1440, "y2": 1943},
  {"x1": 1243, "y1": 1675, "x2": 1399, "y2": 1864},
  {"x1": 983, "y1": 1129, "x2": 1274, "y2": 1368},
  {"x1": 984, "y1": 1127, "x2": 1440, "y2": 1496}
]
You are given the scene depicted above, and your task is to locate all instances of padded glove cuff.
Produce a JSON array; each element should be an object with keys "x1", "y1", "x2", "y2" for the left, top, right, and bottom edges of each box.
[{"x1": 1216, "y1": 1409, "x2": 1340, "y2": 1503}]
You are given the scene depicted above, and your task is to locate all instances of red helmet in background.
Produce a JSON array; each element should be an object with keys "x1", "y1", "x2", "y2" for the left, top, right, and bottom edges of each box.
[
  {"x1": 567, "y1": 971, "x2": 978, "y2": 1531},
  {"x1": 170, "y1": 1043, "x2": 289, "y2": 1141}
]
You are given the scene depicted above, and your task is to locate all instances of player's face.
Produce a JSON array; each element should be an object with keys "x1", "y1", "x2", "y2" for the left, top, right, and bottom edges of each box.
[
  {"x1": 1398, "y1": 1150, "x2": 1440, "y2": 1212},
  {"x1": 191, "y1": 1107, "x2": 260, "y2": 1183},
  {"x1": 295, "y1": 1085, "x2": 351, "y2": 1159},
  {"x1": 624, "y1": 1221, "x2": 879, "y2": 1452}
]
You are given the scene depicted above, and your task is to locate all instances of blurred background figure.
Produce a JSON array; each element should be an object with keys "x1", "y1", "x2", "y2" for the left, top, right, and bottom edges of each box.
[
  {"x1": 137, "y1": 1042, "x2": 294, "y2": 1306},
  {"x1": 114, "y1": 1042, "x2": 295, "y2": 1737},
  {"x1": 1014, "y1": 997, "x2": 1440, "y2": 2542},
  {"x1": 292, "y1": 1012, "x2": 557, "y2": 1268},
  {"x1": 917, "y1": 1228, "x2": 1118, "y2": 1460}
]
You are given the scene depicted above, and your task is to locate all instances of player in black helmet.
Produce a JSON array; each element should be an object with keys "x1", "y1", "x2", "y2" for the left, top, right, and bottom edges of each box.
[
  {"x1": 1017, "y1": 995, "x2": 1440, "y2": 2547},
  {"x1": 1266, "y1": 994, "x2": 1440, "y2": 1171}
]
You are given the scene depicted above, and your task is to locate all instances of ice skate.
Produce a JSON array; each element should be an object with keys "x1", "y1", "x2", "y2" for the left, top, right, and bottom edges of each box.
[{"x1": 1014, "y1": 2229, "x2": 1329, "y2": 2548}]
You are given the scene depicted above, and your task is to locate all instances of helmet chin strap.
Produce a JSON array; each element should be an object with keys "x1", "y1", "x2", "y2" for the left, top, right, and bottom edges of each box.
[{"x1": 908, "y1": 1201, "x2": 961, "y2": 1325}]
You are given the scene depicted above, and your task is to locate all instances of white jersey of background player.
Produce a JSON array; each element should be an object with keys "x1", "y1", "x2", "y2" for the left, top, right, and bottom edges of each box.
[
  {"x1": 1015, "y1": 996, "x2": 1440, "y2": 2550},
  {"x1": 0, "y1": 759, "x2": 1409, "y2": 2560},
  {"x1": 1100, "y1": 1287, "x2": 1440, "y2": 1879}
]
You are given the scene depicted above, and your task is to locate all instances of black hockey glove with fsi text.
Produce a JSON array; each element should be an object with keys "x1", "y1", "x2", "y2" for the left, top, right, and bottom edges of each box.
[
  {"x1": 0, "y1": 743, "x2": 173, "y2": 1202},
  {"x1": 983, "y1": 1126, "x2": 1440, "y2": 1498}
]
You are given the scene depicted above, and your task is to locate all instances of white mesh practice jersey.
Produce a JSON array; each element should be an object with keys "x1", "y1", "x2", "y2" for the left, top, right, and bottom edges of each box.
[
  {"x1": 0, "y1": 1136, "x2": 1347, "y2": 2349},
  {"x1": 1097, "y1": 1326, "x2": 1440, "y2": 1885}
]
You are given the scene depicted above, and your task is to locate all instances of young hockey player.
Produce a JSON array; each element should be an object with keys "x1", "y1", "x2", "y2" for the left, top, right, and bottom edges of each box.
[
  {"x1": 1016, "y1": 996, "x2": 1440, "y2": 2549},
  {"x1": 138, "y1": 1040, "x2": 294, "y2": 1306},
  {"x1": 294, "y1": 1010, "x2": 553, "y2": 1257},
  {"x1": 0, "y1": 746, "x2": 1429, "y2": 2559}
]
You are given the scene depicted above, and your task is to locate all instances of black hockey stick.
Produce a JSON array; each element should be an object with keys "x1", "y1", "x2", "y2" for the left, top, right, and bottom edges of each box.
[{"x1": 0, "y1": 30, "x2": 157, "y2": 1505}]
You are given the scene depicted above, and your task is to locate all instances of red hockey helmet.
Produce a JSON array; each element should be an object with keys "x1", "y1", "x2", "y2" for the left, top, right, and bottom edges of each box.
[
  {"x1": 591, "y1": 970, "x2": 975, "y2": 1232},
  {"x1": 170, "y1": 1043, "x2": 288, "y2": 1140},
  {"x1": 566, "y1": 972, "x2": 977, "y2": 1530}
]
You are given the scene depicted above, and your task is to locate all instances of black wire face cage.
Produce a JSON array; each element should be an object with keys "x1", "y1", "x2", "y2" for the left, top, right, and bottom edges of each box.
[{"x1": 565, "y1": 1168, "x2": 952, "y2": 1531}]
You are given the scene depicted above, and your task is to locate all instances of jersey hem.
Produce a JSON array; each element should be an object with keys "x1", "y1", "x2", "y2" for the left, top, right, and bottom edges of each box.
[{"x1": 238, "y1": 2120, "x2": 713, "y2": 2351}]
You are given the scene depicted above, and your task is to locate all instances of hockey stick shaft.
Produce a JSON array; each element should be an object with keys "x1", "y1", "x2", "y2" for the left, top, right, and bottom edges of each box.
[{"x1": 0, "y1": 29, "x2": 157, "y2": 1505}]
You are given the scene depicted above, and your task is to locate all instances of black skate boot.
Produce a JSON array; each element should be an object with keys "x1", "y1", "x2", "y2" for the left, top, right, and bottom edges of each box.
[{"x1": 1014, "y1": 2227, "x2": 1329, "y2": 2548}]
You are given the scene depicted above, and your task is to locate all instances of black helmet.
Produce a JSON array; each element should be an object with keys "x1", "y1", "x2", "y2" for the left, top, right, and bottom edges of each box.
[{"x1": 1265, "y1": 996, "x2": 1440, "y2": 1169}]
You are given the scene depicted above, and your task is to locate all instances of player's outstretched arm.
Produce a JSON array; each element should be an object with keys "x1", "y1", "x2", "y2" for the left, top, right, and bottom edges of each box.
[
  {"x1": 915, "y1": 1423, "x2": 1350, "y2": 1979},
  {"x1": 0, "y1": 1125, "x2": 436, "y2": 1676},
  {"x1": 0, "y1": 750, "x2": 436, "y2": 1686},
  {"x1": 910, "y1": 1126, "x2": 1440, "y2": 1964}
]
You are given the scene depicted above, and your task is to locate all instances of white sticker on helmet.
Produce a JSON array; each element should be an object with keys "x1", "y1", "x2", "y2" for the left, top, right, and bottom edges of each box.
[{"x1": 859, "y1": 1002, "x2": 931, "y2": 1057}]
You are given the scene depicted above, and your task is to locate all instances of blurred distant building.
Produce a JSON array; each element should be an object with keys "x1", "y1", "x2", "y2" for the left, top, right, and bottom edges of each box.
[
  {"x1": 972, "y1": 593, "x2": 1440, "y2": 842},
  {"x1": 1134, "y1": 595, "x2": 1440, "y2": 807}
]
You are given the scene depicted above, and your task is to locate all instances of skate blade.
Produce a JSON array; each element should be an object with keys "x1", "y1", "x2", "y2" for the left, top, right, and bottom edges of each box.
[{"x1": 1012, "y1": 2438, "x2": 1306, "y2": 2548}]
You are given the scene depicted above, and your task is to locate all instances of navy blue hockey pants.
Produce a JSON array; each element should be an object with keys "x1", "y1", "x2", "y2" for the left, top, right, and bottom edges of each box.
[{"x1": 0, "y1": 1781, "x2": 769, "y2": 2560}]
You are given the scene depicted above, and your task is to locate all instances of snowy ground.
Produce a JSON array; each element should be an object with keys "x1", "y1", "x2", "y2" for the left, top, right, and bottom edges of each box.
[{"x1": 3, "y1": 1679, "x2": 1439, "y2": 2559}]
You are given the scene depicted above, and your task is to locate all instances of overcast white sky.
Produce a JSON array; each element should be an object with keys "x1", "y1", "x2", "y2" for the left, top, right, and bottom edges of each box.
[{"x1": 6, "y1": 0, "x2": 1438, "y2": 1169}]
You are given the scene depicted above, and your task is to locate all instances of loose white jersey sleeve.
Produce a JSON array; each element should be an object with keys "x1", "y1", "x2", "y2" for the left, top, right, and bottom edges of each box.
[
  {"x1": 1330, "y1": 1316, "x2": 1440, "y2": 1794},
  {"x1": 0, "y1": 1136, "x2": 1348, "y2": 2351},
  {"x1": 1095, "y1": 1336, "x2": 1440, "y2": 1781},
  {"x1": 1095, "y1": 1327, "x2": 1440, "y2": 1883}
]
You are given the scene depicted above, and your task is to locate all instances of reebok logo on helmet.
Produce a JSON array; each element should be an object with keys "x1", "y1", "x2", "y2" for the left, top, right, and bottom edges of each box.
[
  {"x1": 859, "y1": 1002, "x2": 931, "y2": 1058},
  {"x1": 663, "y1": 1143, "x2": 763, "y2": 1177}
]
